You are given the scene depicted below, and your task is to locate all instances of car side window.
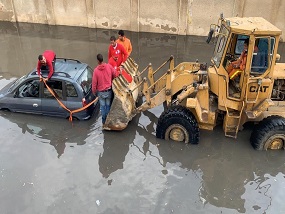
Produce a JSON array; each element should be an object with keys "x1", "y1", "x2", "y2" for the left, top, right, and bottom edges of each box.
[
  {"x1": 77, "y1": 67, "x2": 93, "y2": 94},
  {"x1": 66, "y1": 81, "x2": 78, "y2": 97},
  {"x1": 44, "y1": 80, "x2": 63, "y2": 99},
  {"x1": 18, "y1": 80, "x2": 40, "y2": 98}
]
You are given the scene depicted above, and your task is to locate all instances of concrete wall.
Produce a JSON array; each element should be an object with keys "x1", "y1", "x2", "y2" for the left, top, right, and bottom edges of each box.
[{"x1": 0, "y1": 0, "x2": 284, "y2": 40}]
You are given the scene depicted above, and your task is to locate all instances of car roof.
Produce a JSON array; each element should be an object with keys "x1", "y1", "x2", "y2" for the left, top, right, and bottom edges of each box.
[{"x1": 29, "y1": 58, "x2": 89, "y2": 80}]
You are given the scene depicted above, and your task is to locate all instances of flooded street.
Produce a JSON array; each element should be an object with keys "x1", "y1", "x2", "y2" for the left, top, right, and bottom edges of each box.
[{"x1": 1, "y1": 22, "x2": 285, "y2": 214}]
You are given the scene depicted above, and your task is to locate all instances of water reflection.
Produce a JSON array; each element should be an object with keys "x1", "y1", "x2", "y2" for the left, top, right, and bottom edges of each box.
[
  {"x1": 98, "y1": 113, "x2": 142, "y2": 180},
  {"x1": 0, "y1": 109, "x2": 99, "y2": 158},
  {"x1": 133, "y1": 113, "x2": 285, "y2": 213}
]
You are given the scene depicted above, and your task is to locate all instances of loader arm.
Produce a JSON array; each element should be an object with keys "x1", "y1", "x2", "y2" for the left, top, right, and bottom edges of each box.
[
  {"x1": 103, "y1": 56, "x2": 204, "y2": 131},
  {"x1": 137, "y1": 57, "x2": 202, "y2": 112}
]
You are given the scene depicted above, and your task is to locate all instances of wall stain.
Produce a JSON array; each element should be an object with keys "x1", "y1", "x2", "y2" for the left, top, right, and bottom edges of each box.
[
  {"x1": 161, "y1": 24, "x2": 177, "y2": 32},
  {"x1": 63, "y1": 0, "x2": 68, "y2": 11},
  {"x1": 34, "y1": 0, "x2": 39, "y2": 14},
  {"x1": 270, "y1": 0, "x2": 281, "y2": 23},
  {"x1": 102, "y1": 22, "x2": 108, "y2": 27},
  {"x1": 0, "y1": 12, "x2": 13, "y2": 21},
  {"x1": 0, "y1": 3, "x2": 13, "y2": 21}
]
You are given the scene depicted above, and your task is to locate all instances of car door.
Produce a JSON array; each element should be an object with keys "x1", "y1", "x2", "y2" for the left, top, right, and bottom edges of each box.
[
  {"x1": 65, "y1": 80, "x2": 82, "y2": 110},
  {"x1": 41, "y1": 79, "x2": 68, "y2": 118},
  {"x1": 11, "y1": 79, "x2": 42, "y2": 114},
  {"x1": 72, "y1": 67, "x2": 97, "y2": 118}
]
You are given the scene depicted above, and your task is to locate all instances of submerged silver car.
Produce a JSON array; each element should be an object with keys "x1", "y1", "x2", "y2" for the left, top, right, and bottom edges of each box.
[{"x1": 0, "y1": 58, "x2": 97, "y2": 120}]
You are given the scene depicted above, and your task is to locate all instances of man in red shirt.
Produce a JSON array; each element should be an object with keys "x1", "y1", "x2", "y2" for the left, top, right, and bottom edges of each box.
[
  {"x1": 108, "y1": 36, "x2": 128, "y2": 68},
  {"x1": 37, "y1": 50, "x2": 56, "y2": 80},
  {"x1": 92, "y1": 54, "x2": 118, "y2": 125}
]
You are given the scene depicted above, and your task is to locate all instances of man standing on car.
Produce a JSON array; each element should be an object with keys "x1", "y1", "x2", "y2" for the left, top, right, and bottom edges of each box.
[
  {"x1": 37, "y1": 50, "x2": 56, "y2": 80},
  {"x1": 108, "y1": 36, "x2": 129, "y2": 69},
  {"x1": 116, "y1": 30, "x2": 132, "y2": 56},
  {"x1": 92, "y1": 54, "x2": 118, "y2": 125}
]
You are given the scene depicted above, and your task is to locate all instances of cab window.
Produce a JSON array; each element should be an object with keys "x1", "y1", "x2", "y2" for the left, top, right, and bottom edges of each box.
[
  {"x1": 212, "y1": 25, "x2": 229, "y2": 67},
  {"x1": 223, "y1": 34, "x2": 249, "y2": 71},
  {"x1": 235, "y1": 35, "x2": 249, "y2": 54},
  {"x1": 250, "y1": 37, "x2": 275, "y2": 76}
]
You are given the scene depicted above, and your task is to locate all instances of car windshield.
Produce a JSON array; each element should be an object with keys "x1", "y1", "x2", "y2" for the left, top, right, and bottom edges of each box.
[
  {"x1": 77, "y1": 66, "x2": 93, "y2": 94},
  {"x1": 212, "y1": 24, "x2": 229, "y2": 67},
  {"x1": 8, "y1": 74, "x2": 28, "y2": 92}
]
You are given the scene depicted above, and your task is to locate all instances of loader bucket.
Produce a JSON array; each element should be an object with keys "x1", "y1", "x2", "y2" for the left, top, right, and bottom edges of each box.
[{"x1": 103, "y1": 58, "x2": 140, "y2": 130}]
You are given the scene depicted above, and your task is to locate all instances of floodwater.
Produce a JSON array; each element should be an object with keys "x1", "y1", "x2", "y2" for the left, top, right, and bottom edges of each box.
[{"x1": 0, "y1": 21, "x2": 285, "y2": 214}]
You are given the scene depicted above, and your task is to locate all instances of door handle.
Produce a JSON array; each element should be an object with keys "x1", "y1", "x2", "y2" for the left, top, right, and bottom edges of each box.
[{"x1": 33, "y1": 103, "x2": 38, "y2": 107}]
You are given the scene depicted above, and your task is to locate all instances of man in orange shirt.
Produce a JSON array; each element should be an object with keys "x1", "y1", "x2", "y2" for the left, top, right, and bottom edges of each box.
[
  {"x1": 116, "y1": 30, "x2": 132, "y2": 56},
  {"x1": 227, "y1": 39, "x2": 249, "y2": 80}
]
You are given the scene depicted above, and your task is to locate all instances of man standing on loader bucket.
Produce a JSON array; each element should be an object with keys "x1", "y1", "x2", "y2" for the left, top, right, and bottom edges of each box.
[
  {"x1": 108, "y1": 36, "x2": 129, "y2": 69},
  {"x1": 92, "y1": 54, "x2": 118, "y2": 125},
  {"x1": 116, "y1": 30, "x2": 132, "y2": 56},
  {"x1": 37, "y1": 50, "x2": 56, "y2": 80}
]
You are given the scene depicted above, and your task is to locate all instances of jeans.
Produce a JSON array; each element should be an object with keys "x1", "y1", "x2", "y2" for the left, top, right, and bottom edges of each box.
[{"x1": 97, "y1": 90, "x2": 113, "y2": 124}]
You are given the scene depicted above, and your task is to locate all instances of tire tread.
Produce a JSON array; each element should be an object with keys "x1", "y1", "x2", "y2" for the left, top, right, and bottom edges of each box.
[
  {"x1": 156, "y1": 106, "x2": 199, "y2": 144},
  {"x1": 250, "y1": 115, "x2": 285, "y2": 150}
]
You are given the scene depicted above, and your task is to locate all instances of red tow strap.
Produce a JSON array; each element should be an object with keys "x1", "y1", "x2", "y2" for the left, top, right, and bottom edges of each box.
[{"x1": 42, "y1": 78, "x2": 98, "y2": 121}]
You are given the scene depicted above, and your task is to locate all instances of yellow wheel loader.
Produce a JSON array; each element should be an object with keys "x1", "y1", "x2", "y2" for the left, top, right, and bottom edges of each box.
[{"x1": 104, "y1": 15, "x2": 285, "y2": 150}]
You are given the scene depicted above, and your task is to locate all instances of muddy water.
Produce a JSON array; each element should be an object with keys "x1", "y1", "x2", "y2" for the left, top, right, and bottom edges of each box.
[{"x1": 1, "y1": 21, "x2": 285, "y2": 214}]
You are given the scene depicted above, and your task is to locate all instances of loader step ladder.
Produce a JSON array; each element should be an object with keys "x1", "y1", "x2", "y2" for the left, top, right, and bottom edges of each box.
[{"x1": 224, "y1": 101, "x2": 245, "y2": 139}]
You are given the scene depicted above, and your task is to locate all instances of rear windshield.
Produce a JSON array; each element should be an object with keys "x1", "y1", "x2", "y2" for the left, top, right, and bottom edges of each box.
[{"x1": 76, "y1": 66, "x2": 93, "y2": 94}]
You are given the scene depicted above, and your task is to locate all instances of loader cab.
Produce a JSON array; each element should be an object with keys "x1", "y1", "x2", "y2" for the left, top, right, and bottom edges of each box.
[
  {"x1": 211, "y1": 19, "x2": 277, "y2": 100},
  {"x1": 221, "y1": 33, "x2": 276, "y2": 101},
  {"x1": 223, "y1": 34, "x2": 274, "y2": 75},
  {"x1": 209, "y1": 17, "x2": 282, "y2": 121}
]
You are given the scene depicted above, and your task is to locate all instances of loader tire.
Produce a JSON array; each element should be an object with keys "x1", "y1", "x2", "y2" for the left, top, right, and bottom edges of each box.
[
  {"x1": 156, "y1": 106, "x2": 199, "y2": 144},
  {"x1": 250, "y1": 116, "x2": 285, "y2": 150}
]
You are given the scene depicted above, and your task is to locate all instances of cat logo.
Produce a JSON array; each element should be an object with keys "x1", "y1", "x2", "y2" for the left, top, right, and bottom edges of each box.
[{"x1": 249, "y1": 85, "x2": 269, "y2": 93}]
